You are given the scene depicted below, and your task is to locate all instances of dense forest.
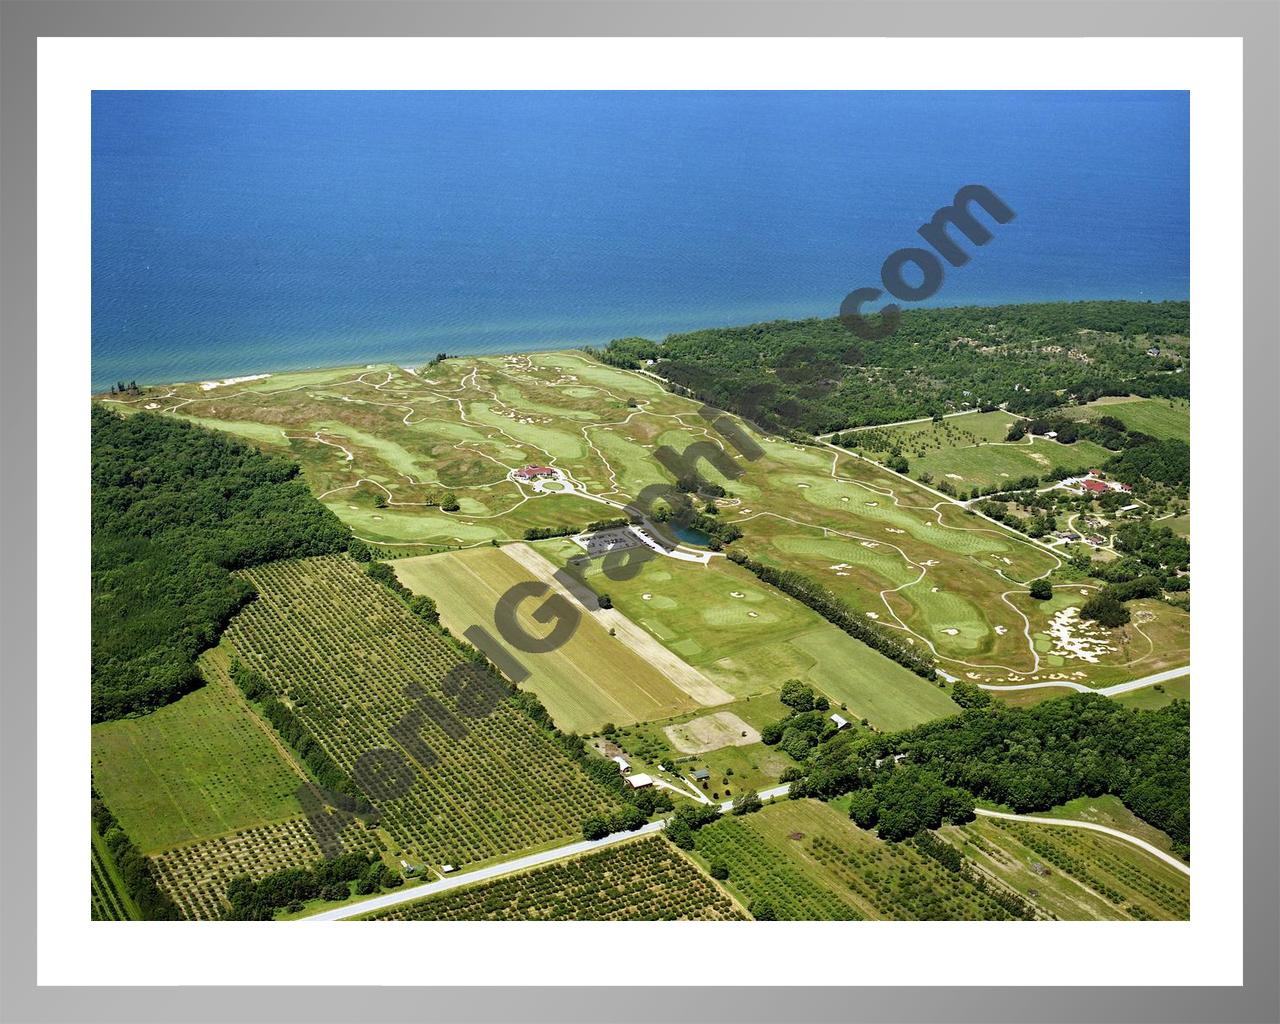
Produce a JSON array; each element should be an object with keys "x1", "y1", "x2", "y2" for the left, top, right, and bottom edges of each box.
[
  {"x1": 594, "y1": 300, "x2": 1189, "y2": 435},
  {"x1": 789, "y1": 694, "x2": 1190, "y2": 857},
  {"x1": 91, "y1": 407, "x2": 350, "y2": 721}
]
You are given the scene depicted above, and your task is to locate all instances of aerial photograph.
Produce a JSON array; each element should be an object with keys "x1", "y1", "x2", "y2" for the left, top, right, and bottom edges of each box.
[{"x1": 90, "y1": 90, "x2": 1191, "y2": 923}]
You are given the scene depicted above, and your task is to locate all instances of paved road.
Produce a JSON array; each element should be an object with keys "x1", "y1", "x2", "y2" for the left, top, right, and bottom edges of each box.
[
  {"x1": 977, "y1": 665, "x2": 1190, "y2": 697},
  {"x1": 301, "y1": 819, "x2": 670, "y2": 921},
  {"x1": 299, "y1": 784, "x2": 793, "y2": 922},
  {"x1": 297, "y1": 750, "x2": 1182, "y2": 920},
  {"x1": 973, "y1": 808, "x2": 1190, "y2": 876}
]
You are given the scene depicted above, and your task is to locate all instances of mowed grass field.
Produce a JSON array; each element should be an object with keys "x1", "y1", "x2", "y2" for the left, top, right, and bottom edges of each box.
[
  {"x1": 91, "y1": 663, "x2": 305, "y2": 853},
  {"x1": 1112, "y1": 675, "x2": 1190, "y2": 710},
  {"x1": 1064, "y1": 396, "x2": 1190, "y2": 441},
  {"x1": 545, "y1": 540, "x2": 959, "y2": 731},
  {"x1": 851, "y1": 411, "x2": 1114, "y2": 491},
  {"x1": 907, "y1": 436, "x2": 1112, "y2": 492},
  {"x1": 393, "y1": 547, "x2": 700, "y2": 733}
]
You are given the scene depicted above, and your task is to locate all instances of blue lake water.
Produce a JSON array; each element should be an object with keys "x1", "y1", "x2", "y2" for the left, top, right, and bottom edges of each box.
[
  {"x1": 670, "y1": 524, "x2": 714, "y2": 548},
  {"x1": 92, "y1": 90, "x2": 1188, "y2": 391}
]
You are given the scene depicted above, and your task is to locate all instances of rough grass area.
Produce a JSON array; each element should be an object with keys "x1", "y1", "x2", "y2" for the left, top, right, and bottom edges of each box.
[
  {"x1": 945, "y1": 815, "x2": 1189, "y2": 920},
  {"x1": 91, "y1": 665, "x2": 305, "y2": 853},
  {"x1": 1064, "y1": 396, "x2": 1190, "y2": 441}
]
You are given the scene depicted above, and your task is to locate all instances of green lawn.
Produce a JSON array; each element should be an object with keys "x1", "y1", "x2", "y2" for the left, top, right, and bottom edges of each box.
[
  {"x1": 91, "y1": 655, "x2": 305, "y2": 853},
  {"x1": 548, "y1": 540, "x2": 959, "y2": 730},
  {"x1": 1064, "y1": 396, "x2": 1190, "y2": 441},
  {"x1": 1112, "y1": 675, "x2": 1190, "y2": 710},
  {"x1": 849, "y1": 411, "x2": 1115, "y2": 491}
]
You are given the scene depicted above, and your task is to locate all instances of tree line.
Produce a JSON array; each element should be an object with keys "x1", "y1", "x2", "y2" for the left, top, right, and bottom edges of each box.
[
  {"x1": 223, "y1": 851, "x2": 393, "y2": 920},
  {"x1": 91, "y1": 789, "x2": 182, "y2": 920},
  {"x1": 592, "y1": 300, "x2": 1189, "y2": 435},
  {"x1": 726, "y1": 549, "x2": 936, "y2": 678},
  {"x1": 228, "y1": 658, "x2": 373, "y2": 811},
  {"x1": 91, "y1": 407, "x2": 350, "y2": 721},
  {"x1": 791, "y1": 693, "x2": 1189, "y2": 858}
]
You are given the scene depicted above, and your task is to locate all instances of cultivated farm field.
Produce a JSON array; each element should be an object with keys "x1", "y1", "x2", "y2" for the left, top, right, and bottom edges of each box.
[
  {"x1": 691, "y1": 799, "x2": 1032, "y2": 921},
  {"x1": 393, "y1": 546, "x2": 701, "y2": 733},
  {"x1": 223, "y1": 555, "x2": 624, "y2": 869},
  {"x1": 945, "y1": 816, "x2": 1189, "y2": 920},
  {"x1": 362, "y1": 835, "x2": 745, "y2": 921},
  {"x1": 91, "y1": 832, "x2": 139, "y2": 921}
]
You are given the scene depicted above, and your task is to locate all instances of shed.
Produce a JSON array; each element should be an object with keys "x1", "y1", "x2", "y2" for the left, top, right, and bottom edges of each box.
[
  {"x1": 830, "y1": 713, "x2": 851, "y2": 731},
  {"x1": 611, "y1": 755, "x2": 632, "y2": 775},
  {"x1": 691, "y1": 768, "x2": 711, "y2": 782},
  {"x1": 625, "y1": 773, "x2": 653, "y2": 790}
]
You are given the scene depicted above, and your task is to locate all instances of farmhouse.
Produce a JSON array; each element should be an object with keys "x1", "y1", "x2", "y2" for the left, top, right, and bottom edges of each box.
[
  {"x1": 624, "y1": 773, "x2": 653, "y2": 790},
  {"x1": 691, "y1": 768, "x2": 711, "y2": 783},
  {"x1": 514, "y1": 465, "x2": 557, "y2": 481},
  {"x1": 1081, "y1": 479, "x2": 1108, "y2": 495},
  {"x1": 611, "y1": 755, "x2": 632, "y2": 775},
  {"x1": 830, "y1": 714, "x2": 851, "y2": 731}
]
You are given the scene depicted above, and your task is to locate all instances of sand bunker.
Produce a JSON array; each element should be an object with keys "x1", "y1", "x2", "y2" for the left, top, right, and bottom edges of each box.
[
  {"x1": 946, "y1": 473, "x2": 963, "y2": 480},
  {"x1": 865, "y1": 611, "x2": 880, "y2": 620},
  {"x1": 942, "y1": 628, "x2": 960, "y2": 636},
  {"x1": 995, "y1": 625, "x2": 1008, "y2": 635},
  {"x1": 729, "y1": 591, "x2": 745, "y2": 598},
  {"x1": 1045, "y1": 606, "x2": 1116, "y2": 664},
  {"x1": 199, "y1": 373, "x2": 270, "y2": 391},
  {"x1": 642, "y1": 593, "x2": 653, "y2": 601},
  {"x1": 664, "y1": 711, "x2": 760, "y2": 754}
]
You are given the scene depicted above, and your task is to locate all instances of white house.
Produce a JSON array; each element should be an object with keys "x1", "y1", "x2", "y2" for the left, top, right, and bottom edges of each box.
[{"x1": 624, "y1": 773, "x2": 653, "y2": 790}]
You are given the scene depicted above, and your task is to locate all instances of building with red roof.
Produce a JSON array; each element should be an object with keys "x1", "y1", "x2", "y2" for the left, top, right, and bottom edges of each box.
[{"x1": 1081, "y1": 479, "x2": 1108, "y2": 494}]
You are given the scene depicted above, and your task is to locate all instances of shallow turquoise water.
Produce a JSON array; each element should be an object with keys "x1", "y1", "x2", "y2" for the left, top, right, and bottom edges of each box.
[{"x1": 92, "y1": 90, "x2": 1188, "y2": 390}]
